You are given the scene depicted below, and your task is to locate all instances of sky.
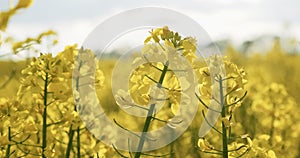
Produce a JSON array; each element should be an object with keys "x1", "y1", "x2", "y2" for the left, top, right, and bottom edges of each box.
[{"x1": 1, "y1": 0, "x2": 300, "y2": 55}]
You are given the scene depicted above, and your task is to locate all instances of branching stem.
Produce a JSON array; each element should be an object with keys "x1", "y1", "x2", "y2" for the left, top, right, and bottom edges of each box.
[{"x1": 134, "y1": 61, "x2": 169, "y2": 158}]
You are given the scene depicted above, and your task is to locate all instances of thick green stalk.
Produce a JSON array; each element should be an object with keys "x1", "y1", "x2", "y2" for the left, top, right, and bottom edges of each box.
[
  {"x1": 66, "y1": 72, "x2": 79, "y2": 157},
  {"x1": 42, "y1": 72, "x2": 49, "y2": 158},
  {"x1": 66, "y1": 61, "x2": 82, "y2": 157},
  {"x1": 134, "y1": 61, "x2": 169, "y2": 158},
  {"x1": 219, "y1": 76, "x2": 228, "y2": 158},
  {"x1": 5, "y1": 127, "x2": 11, "y2": 158},
  {"x1": 77, "y1": 127, "x2": 81, "y2": 158}
]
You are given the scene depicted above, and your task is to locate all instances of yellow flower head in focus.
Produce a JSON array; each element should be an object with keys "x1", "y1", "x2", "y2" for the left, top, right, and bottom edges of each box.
[
  {"x1": 144, "y1": 26, "x2": 197, "y2": 64},
  {"x1": 198, "y1": 56, "x2": 247, "y2": 113}
]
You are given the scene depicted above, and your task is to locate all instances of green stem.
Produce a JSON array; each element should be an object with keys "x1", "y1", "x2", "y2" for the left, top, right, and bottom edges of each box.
[
  {"x1": 65, "y1": 126, "x2": 75, "y2": 158},
  {"x1": 134, "y1": 61, "x2": 169, "y2": 158},
  {"x1": 77, "y1": 127, "x2": 81, "y2": 158},
  {"x1": 42, "y1": 72, "x2": 49, "y2": 158},
  {"x1": 219, "y1": 76, "x2": 228, "y2": 158},
  {"x1": 5, "y1": 127, "x2": 11, "y2": 158},
  {"x1": 66, "y1": 61, "x2": 81, "y2": 158}
]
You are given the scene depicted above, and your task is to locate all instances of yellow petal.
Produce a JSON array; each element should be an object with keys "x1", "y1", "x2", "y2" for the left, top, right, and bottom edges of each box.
[
  {"x1": 267, "y1": 150, "x2": 277, "y2": 158},
  {"x1": 144, "y1": 36, "x2": 152, "y2": 44},
  {"x1": 171, "y1": 103, "x2": 179, "y2": 115}
]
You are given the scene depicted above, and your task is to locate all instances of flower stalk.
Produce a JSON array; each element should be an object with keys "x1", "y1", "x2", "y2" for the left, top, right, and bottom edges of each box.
[
  {"x1": 219, "y1": 75, "x2": 229, "y2": 158},
  {"x1": 5, "y1": 127, "x2": 12, "y2": 158},
  {"x1": 134, "y1": 61, "x2": 169, "y2": 158},
  {"x1": 66, "y1": 56, "x2": 83, "y2": 158},
  {"x1": 65, "y1": 125, "x2": 75, "y2": 158},
  {"x1": 41, "y1": 71, "x2": 49, "y2": 158},
  {"x1": 197, "y1": 57, "x2": 248, "y2": 157}
]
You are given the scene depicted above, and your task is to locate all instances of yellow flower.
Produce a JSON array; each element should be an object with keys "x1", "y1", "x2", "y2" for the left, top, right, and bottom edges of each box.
[
  {"x1": 0, "y1": 135, "x2": 9, "y2": 146},
  {"x1": 24, "y1": 122, "x2": 38, "y2": 134},
  {"x1": 11, "y1": 30, "x2": 57, "y2": 54},
  {"x1": 197, "y1": 56, "x2": 247, "y2": 105},
  {"x1": 221, "y1": 116, "x2": 233, "y2": 127},
  {"x1": 15, "y1": 0, "x2": 34, "y2": 9},
  {"x1": 144, "y1": 26, "x2": 197, "y2": 65},
  {"x1": 48, "y1": 82, "x2": 70, "y2": 100},
  {"x1": 180, "y1": 37, "x2": 197, "y2": 63},
  {"x1": 144, "y1": 27, "x2": 163, "y2": 43},
  {"x1": 267, "y1": 150, "x2": 277, "y2": 158},
  {"x1": 0, "y1": 10, "x2": 16, "y2": 31},
  {"x1": 197, "y1": 138, "x2": 214, "y2": 151}
]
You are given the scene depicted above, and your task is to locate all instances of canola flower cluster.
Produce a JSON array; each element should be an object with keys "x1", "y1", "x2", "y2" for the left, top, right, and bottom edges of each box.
[{"x1": 0, "y1": 45, "x2": 107, "y2": 157}]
